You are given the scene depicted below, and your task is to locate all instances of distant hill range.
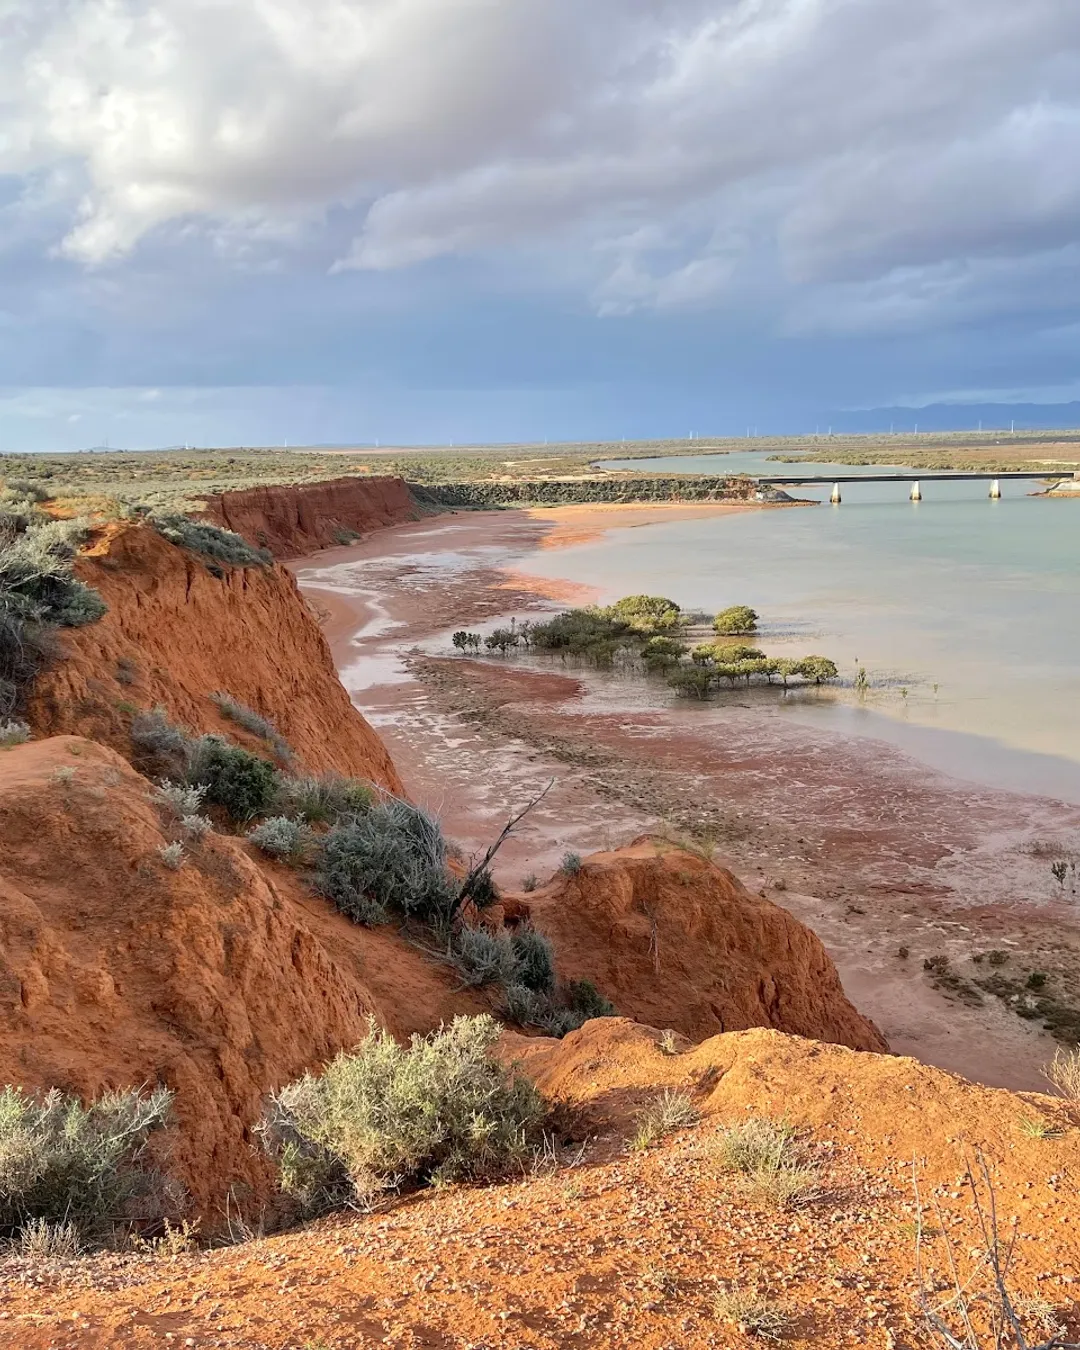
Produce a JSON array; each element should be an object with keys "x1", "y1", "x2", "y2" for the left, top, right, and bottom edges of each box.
[{"x1": 829, "y1": 402, "x2": 1080, "y2": 434}]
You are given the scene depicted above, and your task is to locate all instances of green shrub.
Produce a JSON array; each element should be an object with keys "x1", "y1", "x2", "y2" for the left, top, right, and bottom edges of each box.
[
  {"x1": 560, "y1": 851, "x2": 583, "y2": 875},
  {"x1": 314, "y1": 799, "x2": 453, "y2": 926},
  {"x1": 275, "y1": 773, "x2": 375, "y2": 824},
  {"x1": 642, "y1": 635, "x2": 687, "y2": 660},
  {"x1": 667, "y1": 666, "x2": 713, "y2": 699},
  {"x1": 0, "y1": 1085, "x2": 173, "y2": 1246},
  {"x1": 563, "y1": 978, "x2": 616, "y2": 1021},
  {"x1": 2, "y1": 479, "x2": 51, "y2": 504},
  {"x1": 503, "y1": 975, "x2": 615, "y2": 1037},
  {"x1": 188, "y1": 736, "x2": 280, "y2": 823},
  {"x1": 151, "y1": 515, "x2": 272, "y2": 568},
  {"x1": 713, "y1": 605, "x2": 759, "y2": 635},
  {"x1": 602, "y1": 595, "x2": 681, "y2": 633},
  {"x1": 210, "y1": 692, "x2": 293, "y2": 763},
  {"x1": 511, "y1": 927, "x2": 556, "y2": 994},
  {"x1": 797, "y1": 655, "x2": 838, "y2": 684},
  {"x1": 258, "y1": 1015, "x2": 545, "y2": 1213},
  {"x1": 484, "y1": 628, "x2": 520, "y2": 654}
]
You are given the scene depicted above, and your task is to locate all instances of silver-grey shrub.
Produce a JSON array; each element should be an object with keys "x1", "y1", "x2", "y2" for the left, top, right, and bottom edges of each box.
[
  {"x1": 510, "y1": 927, "x2": 556, "y2": 994},
  {"x1": 248, "y1": 815, "x2": 313, "y2": 860},
  {"x1": 210, "y1": 692, "x2": 293, "y2": 764},
  {"x1": 451, "y1": 926, "x2": 520, "y2": 987},
  {"x1": 0, "y1": 718, "x2": 30, "y2": 748},
  {"x1": 154, "y1": 779, "x2": 206, "y2": 817},
  {"x1": 257, "y1": 1015, "x2": 544, "y2": 1214},
  {"x1": 0, "y1": 1085, "x2": 173, "y2": 1246},
  {"x1": 151, "y1": 515, "x2": 272, "y2": 568},
  {"x1": 132, "y1": 707, "x2": 193, "y2": 777},
  {"x1": 314, "y1": 799, "x2": 454, "y2": 926}
]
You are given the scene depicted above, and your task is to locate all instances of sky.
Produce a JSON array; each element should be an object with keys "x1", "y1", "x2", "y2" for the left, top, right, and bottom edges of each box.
[{"x1": 3, "y1": 0, "x2": 1080, "y2": 450}]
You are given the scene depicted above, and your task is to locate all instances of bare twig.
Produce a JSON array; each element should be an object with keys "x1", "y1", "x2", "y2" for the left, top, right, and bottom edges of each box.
[
  {"x1": 453, "y1": 779, "x2": 555, "y2": 915},
  {"x1": 914, "y1": 1152, "x2": 1078, "y2": 1350}
]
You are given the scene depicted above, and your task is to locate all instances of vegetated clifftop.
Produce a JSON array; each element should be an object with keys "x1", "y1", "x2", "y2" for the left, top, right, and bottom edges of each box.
[
  {"x1": 0, "y1": 737, "x2": 484, "y2": 1217},
  {"x1": 509, "y1": 839, "x2": 887, "y2": 1053},
  {"x1": 0, "y1": 733, "x2": 885, "y2": 1221},
  {"x1": 8, "y1": 1018, "x2": 1078, "y2": 1348},
  {"x1": 201, "y1": 474, "x2": 423, "y2": 558},
  {"x1": 27, "y1": 521, "x2": 403, "y2": 791}
]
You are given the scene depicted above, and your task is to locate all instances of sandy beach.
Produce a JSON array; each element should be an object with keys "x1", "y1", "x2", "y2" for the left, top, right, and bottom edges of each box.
[{"x1": 292, "y1": 503, "x2": 1080, "y2": 1092}]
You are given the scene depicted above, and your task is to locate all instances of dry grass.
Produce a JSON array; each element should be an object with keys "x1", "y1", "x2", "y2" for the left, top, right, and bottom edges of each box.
[
  {"x1": 16, "y1": 1219, "x2": 83, "y2": 1260},
  {"x1": 1045, "y1": 1047, "x2": 1080, "y2": 1102},
  {"x1": 713, "y1": 1286, "x2": 792, "y2": 1340},
  {"x1": 709, "y1": 1117, "x2": 822, "y2": 1209},
  {"x1": 628, "y1": 1091, "x2": 699, "y2": 1152}
]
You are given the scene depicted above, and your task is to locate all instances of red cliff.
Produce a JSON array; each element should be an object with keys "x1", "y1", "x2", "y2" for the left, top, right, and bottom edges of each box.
[{"x1": 202, "y1": 475, "x2": 423, "y2": 558}]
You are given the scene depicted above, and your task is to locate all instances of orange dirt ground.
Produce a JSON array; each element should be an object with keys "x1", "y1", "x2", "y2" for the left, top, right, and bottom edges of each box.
[{"x1": 2, "y1": 1019, "x2": 1077, "y2": 1349}]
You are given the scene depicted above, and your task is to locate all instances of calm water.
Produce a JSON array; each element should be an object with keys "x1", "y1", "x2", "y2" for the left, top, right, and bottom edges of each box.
[{"x1": 521, "y1": 451, "x2": 1080, "y2": 802}]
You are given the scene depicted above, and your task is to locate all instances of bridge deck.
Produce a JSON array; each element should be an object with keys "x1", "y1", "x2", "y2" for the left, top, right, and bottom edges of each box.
[{"x1": 752, "y1": 470, "x2": 1071, "y2": 485}]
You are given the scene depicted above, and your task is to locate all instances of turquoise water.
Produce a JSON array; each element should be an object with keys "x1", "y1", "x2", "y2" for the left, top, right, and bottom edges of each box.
[{"x1": 520, "y1": 451, "x2": 1080, "y2": 801}]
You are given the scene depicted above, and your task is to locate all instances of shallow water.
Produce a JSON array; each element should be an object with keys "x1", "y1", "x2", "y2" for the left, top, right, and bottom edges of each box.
[{"x1": 519, "y1": 451, "x2": 1080, "y2": 802}]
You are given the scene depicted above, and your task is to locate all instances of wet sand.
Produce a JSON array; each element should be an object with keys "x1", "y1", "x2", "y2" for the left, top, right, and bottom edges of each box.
[{"x1": 292, "y1": 505, "x2": 1080, "y2": 1093}]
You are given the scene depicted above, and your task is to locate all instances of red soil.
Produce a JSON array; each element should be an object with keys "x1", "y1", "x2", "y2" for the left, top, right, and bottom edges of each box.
[
  {"x1": 3, "y1": 1020, "x2": 1077, "y2": 1349},
  {"x1": 27, "y1": 522, "x2": 402, "y2": 791},
  {"x1": 0, "y1": 736, "x2": 484, "y2": 1218},
  {"x1": 513, "y1": 838, "x2": 886, "y2": 1051},
  {"x1": 202, "y1": 475, "x2": 421, "y2": 558}
]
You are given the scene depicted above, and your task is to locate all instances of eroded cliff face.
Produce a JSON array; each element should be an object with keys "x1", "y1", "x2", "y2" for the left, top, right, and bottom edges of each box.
[
  {"x1": 27, "y1": 522, "x2": 403, "y2": 791},
  {"x1": 201, "y1": 475, "x2": 422, "y2": 558},
  {"x1": 509, "y1": 838, "x2": 887, "y2": 1053},
  {"x1": 0, "y1": 738, "x2": 483, "y2": 1217}
]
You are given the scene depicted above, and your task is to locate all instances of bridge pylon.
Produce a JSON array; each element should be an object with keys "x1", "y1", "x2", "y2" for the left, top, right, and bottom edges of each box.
[
  {"x1": 830, "y1": 482, "x2": 842, "y2": 504},
  {"x1": 910, "y1": 481, "x2": 922, "y2": 502},
  {"x1": 989, "y1": 479, "x2": 1001, "y2": 499}
]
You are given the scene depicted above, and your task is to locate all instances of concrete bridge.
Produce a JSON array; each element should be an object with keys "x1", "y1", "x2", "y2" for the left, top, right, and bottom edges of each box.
[{"x1": 753, "y1": 468, "x2": 1075, "y2": 503}]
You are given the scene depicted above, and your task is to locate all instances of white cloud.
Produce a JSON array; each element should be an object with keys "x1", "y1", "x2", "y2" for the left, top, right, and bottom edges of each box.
[{"x1": 2, "y1": 0, "x2": 1080, "y2": 333}]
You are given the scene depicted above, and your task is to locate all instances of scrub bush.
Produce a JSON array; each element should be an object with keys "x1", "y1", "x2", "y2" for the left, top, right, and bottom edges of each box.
[
  {"x1": 313, "y1": 799, "x2": 453, "y2": 926},
  {"x1": 210, "y1": 692, "x2": 293, "y2": 763},
  {"x1": 451, "y1": 927, "x2": 519, "y2": 987},
  {"x1": 150, "y1": 515, "x2": 271, "y2": 568},
  {"x1": 248, "y1": 815, "x2": 313, "y2": 861},
  {"x1": 0, "y1": 513, "x2": 106, "y2": 716},
  {"x1": 275, "y1": 773, "x2": 375, "y2": 825},
  {"x1": 0, "y1": 718, "x2": 30, "y2": 748},
  {"x1": 187, "y1": 736, "x2": 280, "y2": 823},
  {"x1": 510, "y1": 927, "x2": 556, "y2": 994},
  {"x1": 0, "y1": 1085, "x2": 173, "y2": 1247},
  {"x1": 258, "y1": 1016, "x2": 544, "y2": 1213}
]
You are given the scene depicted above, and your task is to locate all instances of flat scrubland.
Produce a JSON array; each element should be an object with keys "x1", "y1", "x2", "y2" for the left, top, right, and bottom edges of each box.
[{"x1": 3, "y1": 430, "x2": 1079, "y2": 514}]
